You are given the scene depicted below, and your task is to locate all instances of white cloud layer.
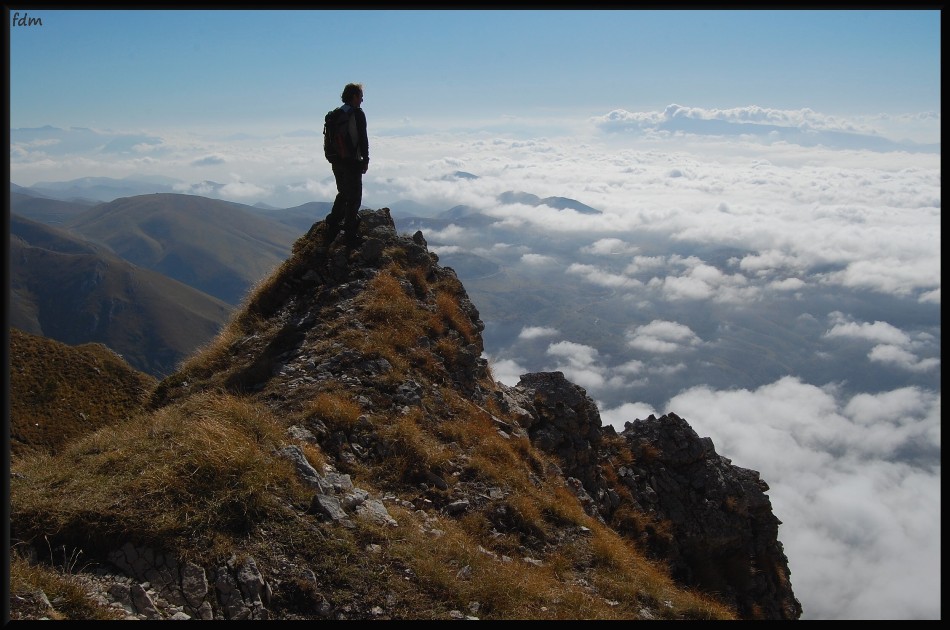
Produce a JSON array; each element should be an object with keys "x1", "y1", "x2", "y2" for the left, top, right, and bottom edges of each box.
[
  {"x1": 825, "y1": 312, "x2": 940, "y2": 374},
  {"x1": 518, "y1": 326, "x2": 559, "y2": 340},
  {"x1": 626, "y1": 320, "x2": 702, "y2": 353}
]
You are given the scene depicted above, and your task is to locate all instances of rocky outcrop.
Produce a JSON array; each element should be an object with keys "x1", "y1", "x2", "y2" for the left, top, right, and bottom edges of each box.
[
  {"x1": 498, "y1": 373, "x2": 801, "y2": 619},
  {"x1": 55, "y1": 545, "x2": 271, "y2": 620},
  {"x1": 613, "y1": 413, "x2": 802, "y2": 620}
]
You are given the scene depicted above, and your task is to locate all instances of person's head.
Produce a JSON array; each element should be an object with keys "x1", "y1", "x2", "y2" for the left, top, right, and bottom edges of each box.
[{"x1": 341, "y1": 83, "x2": 364, "y2": 106}]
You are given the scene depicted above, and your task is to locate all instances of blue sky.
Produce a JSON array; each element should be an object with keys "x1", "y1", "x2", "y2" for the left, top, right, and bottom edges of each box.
[
  {"x1": 8, "y1": 8, "x2": 943, "y2": 621},
  {"x1": 9, "y1": 9, "x2": 941, "y2": 131}
]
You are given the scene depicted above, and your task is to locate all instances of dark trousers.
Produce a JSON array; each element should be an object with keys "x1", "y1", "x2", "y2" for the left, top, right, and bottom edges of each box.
[{"x1": 326, "y1": 160, "x2": 362, "y2": 240}]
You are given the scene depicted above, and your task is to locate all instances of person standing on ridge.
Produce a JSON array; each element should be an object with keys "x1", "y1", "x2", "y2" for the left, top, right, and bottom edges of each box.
[{"x1": 324, "y1": 82, "x2": 369, "y2": 246}]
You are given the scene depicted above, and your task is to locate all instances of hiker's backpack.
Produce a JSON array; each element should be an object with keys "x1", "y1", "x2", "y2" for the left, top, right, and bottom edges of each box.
[{"x1": 323, "y1": 107, "x2": 354, "y2": 162}]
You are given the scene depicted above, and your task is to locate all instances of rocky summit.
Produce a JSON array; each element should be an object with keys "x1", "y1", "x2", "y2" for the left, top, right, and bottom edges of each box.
[{"x1": 9, "y1": 208, "x2": 801, "y2": 620}]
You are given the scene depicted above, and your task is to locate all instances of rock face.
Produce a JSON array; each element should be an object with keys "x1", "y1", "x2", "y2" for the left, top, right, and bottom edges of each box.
[
  {"x1": 614, "y1": 414, "x2": 802, "y2": 620},
  {"x1": 13, "y1": 208, "x2": 801, "y2": 620},
  {"x1": 498, "y1": 373, "x2": 802, "y2": 620}
]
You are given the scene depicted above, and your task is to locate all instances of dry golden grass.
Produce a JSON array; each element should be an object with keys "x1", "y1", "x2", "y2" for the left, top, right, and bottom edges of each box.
[
  {"x1": 358, "y1": 504, "x2": 580, "y2": 619},
  {"x1": 584, "y1": 524, "x2": 736, "y2": 620},
  {"x1": 362, "y1": 271, "x2": 420, "y2": 329},
  {"x1": 636, "y1": 441, "x2": 663, "y2": 463},
  {"x1": 356, "y1": 385, "x2": 730, "y2": 620},
  {"x1": 9, "y1": 328, "x2": 157, "y2": 459},
  {"x1": 164, "y1": 247, "x2": 296, "y2": 391},
  {"x1": 298, "y1": 442, "x2": 327, "y2": 472},
  {"x1": 341, "y1": 268, "x2": 431, "y2": 378},
  {"x1": 609, "y1": 502, "x2": 676, "y2": 549},
  {"x1": 307, "y1": 391, "x2": 363, "y2": 434},
  {"x1": 406, "y1": 265, "x2": 431, "y2": 299},
  {"x1": 435, "y1": 389, "x2": 496, "y2": 433},
  {"x1": 10, "y1": 391, "x2": 305, "y2": 559},
  {"x1": 543, "y1": 485, "x2": 593, "y2": 526},
  {"x1": 173, "y1": 318, "x2": 243, "y2": 377},
  {"x1": 433, "y1": 336, "x2": 462, "y2": 368},
  {"x1": 432, "y1": 291, "x2": 476, "y2": 343},
  {"x1": 375, "y1": 408, "x2": 455, "y2": 485},
  {"x1": 173, "y1": 308, "x2": 272, "y2": 379},
  {"x1": 9, "y1": 361, "x2": 739, "y2": 621},
  {"x1": 356, "y1": 499, "x2": 735, "y2": 620},
  {"x1": 438, "y1": 402, "x2": 543, "y2": 487}
]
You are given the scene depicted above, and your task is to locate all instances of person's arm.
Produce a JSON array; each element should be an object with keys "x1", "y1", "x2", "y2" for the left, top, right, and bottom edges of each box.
[{"x1": 358, "y1": 109, "x2": 369, "y2": 173}]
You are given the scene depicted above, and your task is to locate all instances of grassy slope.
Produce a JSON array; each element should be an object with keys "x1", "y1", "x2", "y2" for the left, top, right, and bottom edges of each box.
[{"x1": 8, "y1": 328, "x2": 157, "y2": 458}]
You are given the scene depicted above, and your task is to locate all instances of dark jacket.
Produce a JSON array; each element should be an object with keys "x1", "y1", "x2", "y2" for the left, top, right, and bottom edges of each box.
[{"x1": 341, "y1": 103, "x2": 369, "y2": 166}]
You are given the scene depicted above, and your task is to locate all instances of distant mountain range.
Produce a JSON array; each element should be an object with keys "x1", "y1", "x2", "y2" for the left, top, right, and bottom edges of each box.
[
  {"x1": 10, "y1": 186, "x2": 320, "y2": 377},
  {"x1": 12, "y1": 175, "x2": 437, "y2": 213},
  {"x1": 11, "y1": 176, "x2": 602, "y2": 217},
  {"x1": 496, "y1": 191, "x2": 601, "y2": 214},
  {"x1": 17, "y1": 175, "x2": 183, "y2": 204}
]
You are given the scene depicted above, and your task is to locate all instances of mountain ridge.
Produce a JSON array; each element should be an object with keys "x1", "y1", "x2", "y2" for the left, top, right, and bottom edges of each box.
[{"x1": 9, "y1": 208, "x2": 801, "y2": 620}]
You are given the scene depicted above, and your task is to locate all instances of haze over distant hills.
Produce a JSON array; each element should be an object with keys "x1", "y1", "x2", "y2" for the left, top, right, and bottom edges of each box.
[
  {"x1": 23, "y1": 174, "x2": 183, "y2": 204},
  {"x1": 12, "y1": 175, "x2": 603, "y2": 221},
  {"x1": 10, "y1": 190, "x2": 96, "y2": 224}
]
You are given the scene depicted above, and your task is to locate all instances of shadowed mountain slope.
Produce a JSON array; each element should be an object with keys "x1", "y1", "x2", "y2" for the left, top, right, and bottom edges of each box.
[
  {"x1": 9, "y1": 209, "x2": 800, "y2": 621},
  {"x1": 11, "y1": 214, "x2": 234, "y2": 377}
]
